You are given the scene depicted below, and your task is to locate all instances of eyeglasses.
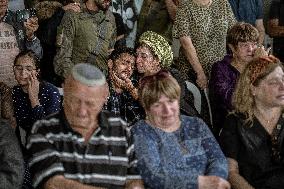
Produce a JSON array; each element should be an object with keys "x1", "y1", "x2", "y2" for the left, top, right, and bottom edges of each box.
[
  {"x1": 139, "y1": 69, "x2": 171, "y2": 89},
  {"x1": 238, "y1": 42, "x2": 258, "y2": 49},
  {"x1": 13, "y1": 65, "x2": 37, "y2": 72}
]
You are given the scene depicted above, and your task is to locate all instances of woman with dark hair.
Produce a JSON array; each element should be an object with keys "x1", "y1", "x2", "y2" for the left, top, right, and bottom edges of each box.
[
  {"x1": 220, "y1": 55, "x2": 284, "y2": 189},
  {"x1": 12, "y1": 50, "x2": 61, "y2": 146},
  {"x1": 132, "y1": 70, "x2": 229, "y2": 189},
  {"x1": 12, "y1": 50, "x2": 61, "y2": 189}
]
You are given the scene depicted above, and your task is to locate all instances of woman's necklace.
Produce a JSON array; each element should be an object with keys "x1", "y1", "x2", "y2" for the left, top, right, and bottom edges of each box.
[{"x1": 254, "y1": 109, "x2": 280, "y2": 134}]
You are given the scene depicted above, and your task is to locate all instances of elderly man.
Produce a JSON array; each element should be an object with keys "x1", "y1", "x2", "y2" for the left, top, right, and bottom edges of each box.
[
  {"x1": 0, "y1": 0, "x2": 42, "y2": 87},
  {"x1": 104, "y1": 46, "x2": 144, "y2": 126},
  {"x1": 136, "y1": 31, "x2": 199, "y2": 117},
  {"x1": 27, "y1": 64, "x2": 144, "y2": 189},
  {"x1": 54, "y1": 0, "x2": 117, "y2": 79}
]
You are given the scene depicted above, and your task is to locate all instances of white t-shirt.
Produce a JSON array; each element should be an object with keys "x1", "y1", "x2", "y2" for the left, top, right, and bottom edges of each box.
[{"x1": 0, "y1": 22, "x2": 20, "y2": 87}]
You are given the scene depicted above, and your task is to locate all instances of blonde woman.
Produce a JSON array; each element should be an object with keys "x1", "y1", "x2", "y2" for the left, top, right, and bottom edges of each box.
[{"x1": 220, "y1": 55, "x2": 284, "y2": 189}]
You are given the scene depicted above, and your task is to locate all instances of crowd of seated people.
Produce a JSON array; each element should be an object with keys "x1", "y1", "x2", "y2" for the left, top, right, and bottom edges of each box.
[{"x1": 1, "y1": 0, "x2": 284, "y2": 188}]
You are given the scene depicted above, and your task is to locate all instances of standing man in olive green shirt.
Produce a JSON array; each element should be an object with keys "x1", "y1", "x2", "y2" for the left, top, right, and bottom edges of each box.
[
  {"x1": 54, "y1": 0, "x2": 116, "y2": 79},
  {"x1": 137, "y1": 0, "x2": 179, "y2": 44}
]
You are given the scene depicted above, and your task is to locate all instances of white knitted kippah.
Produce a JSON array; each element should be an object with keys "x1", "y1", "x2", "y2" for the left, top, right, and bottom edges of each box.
[{"x1": 71, "y1": 63, "x2": 106, "y2": 86}]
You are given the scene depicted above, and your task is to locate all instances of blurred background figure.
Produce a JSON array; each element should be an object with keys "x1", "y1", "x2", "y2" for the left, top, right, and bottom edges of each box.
[
  {"x1": 137, "y1": 0, "x2": 179, "y2": 44},
  {"x1": 110, "y1": 0, "x2": 138, "y2": 47},
  {"x1": 0, "y1": 0, "x2": 42, "y2": 87},
  {"x1": 268, "y1": 0, "x2": 284, "y2": 62},
  {"x1": 0, "y1": 82, "x2": 16, "y2": 128},
  {"x1": 112, "y1": 12, "x2": 127, "y2": 48},
  {"x1": 8, "y1": 0, "x2": 25, "y2": 11},
  {"x1": 35, "y1": 0, "x2": 81, "y2": 87},
  {"x1": 173, "y1": 0, "x2": 236, "y2": 89},
  {"x1": 228, "y1": 0, "x2": 265, "y2": 44},
  {"x1": 0, "y1": 119, "x2": 24, "y2": 189},
  {"x1": 53, "y1": 0, "x2": 116, "y2": 79},
  {"x1": 173, "y1": 0, "x2": 236, "y2": 125},
  {"x1": 132, "y1": 70, "x2": 229, "y2": 189},
  {"x1": 220, "y1": 55, "x2": 284, "y2": 189}
]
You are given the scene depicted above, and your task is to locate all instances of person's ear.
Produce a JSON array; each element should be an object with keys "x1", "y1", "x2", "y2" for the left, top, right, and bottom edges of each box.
[
  {"x1": 152, "y1": 56, "x2": 161, "y2": 68},
  {"x1": 107, "y1": 59, "x2": 113, "y2": 69},
  {"x1": 102, "y1": 83, "x2": 110, "y2": 100},
  {"x1": 250, "y1": 84, "x2": 257, "y2": 97}
]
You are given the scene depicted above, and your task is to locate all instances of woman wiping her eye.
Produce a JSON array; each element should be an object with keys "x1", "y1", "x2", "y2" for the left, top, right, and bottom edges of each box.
[
  {"x1": 12, "y1": 50, "x2": 61, "y2": 149},
  {"x1": 12, "y1": 50, "x2": 61, "y2": 189}
]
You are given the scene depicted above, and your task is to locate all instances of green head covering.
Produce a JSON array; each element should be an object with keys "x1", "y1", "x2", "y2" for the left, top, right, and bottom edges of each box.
[{"x1": 138, "y1": 31, "x2": 173, "y2": 68}]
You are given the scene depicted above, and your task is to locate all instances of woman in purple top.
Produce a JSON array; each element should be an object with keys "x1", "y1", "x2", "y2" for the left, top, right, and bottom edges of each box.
[{"x1": 209, "y1": 22, "x2": 259, "y2": 137}]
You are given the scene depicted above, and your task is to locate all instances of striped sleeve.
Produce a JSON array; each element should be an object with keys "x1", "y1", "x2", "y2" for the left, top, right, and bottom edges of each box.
[
  {"x1": 27, "y1": 119, "x2": 65, "y2": 188},
  {"x1": 126, "y1": 128, "x2": 141, "y2": 180}
]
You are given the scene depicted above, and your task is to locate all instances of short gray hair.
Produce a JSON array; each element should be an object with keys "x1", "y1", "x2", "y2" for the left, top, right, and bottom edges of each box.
[{"x1": 71, "y1": 63, "x2": 106, "y2": 86}]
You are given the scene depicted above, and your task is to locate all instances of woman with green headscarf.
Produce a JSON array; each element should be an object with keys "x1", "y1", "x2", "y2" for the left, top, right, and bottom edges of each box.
[{"x1": 135, "y1": 31, "x2": 199, "y2": 117}]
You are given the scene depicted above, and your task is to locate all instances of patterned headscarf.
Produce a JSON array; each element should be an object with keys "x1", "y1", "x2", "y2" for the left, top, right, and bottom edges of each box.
[
  {"x1": 138, "y1": 31, "x2": 173, "y2": 68},
  {"x1": 248, "y1": 55, "x2": 280, "y2": 84}
]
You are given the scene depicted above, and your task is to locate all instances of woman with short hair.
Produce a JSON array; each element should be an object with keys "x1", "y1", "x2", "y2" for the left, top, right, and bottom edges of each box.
[
  {"x1": 209, "y1": 22, "x2": 260, "y2": 136},
  {"x1": 132, "y1": 70, "x2": 229, "y2": 189},
  {"x1": 220, "y1": 55, "x2": 284, "y2": 189}
]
